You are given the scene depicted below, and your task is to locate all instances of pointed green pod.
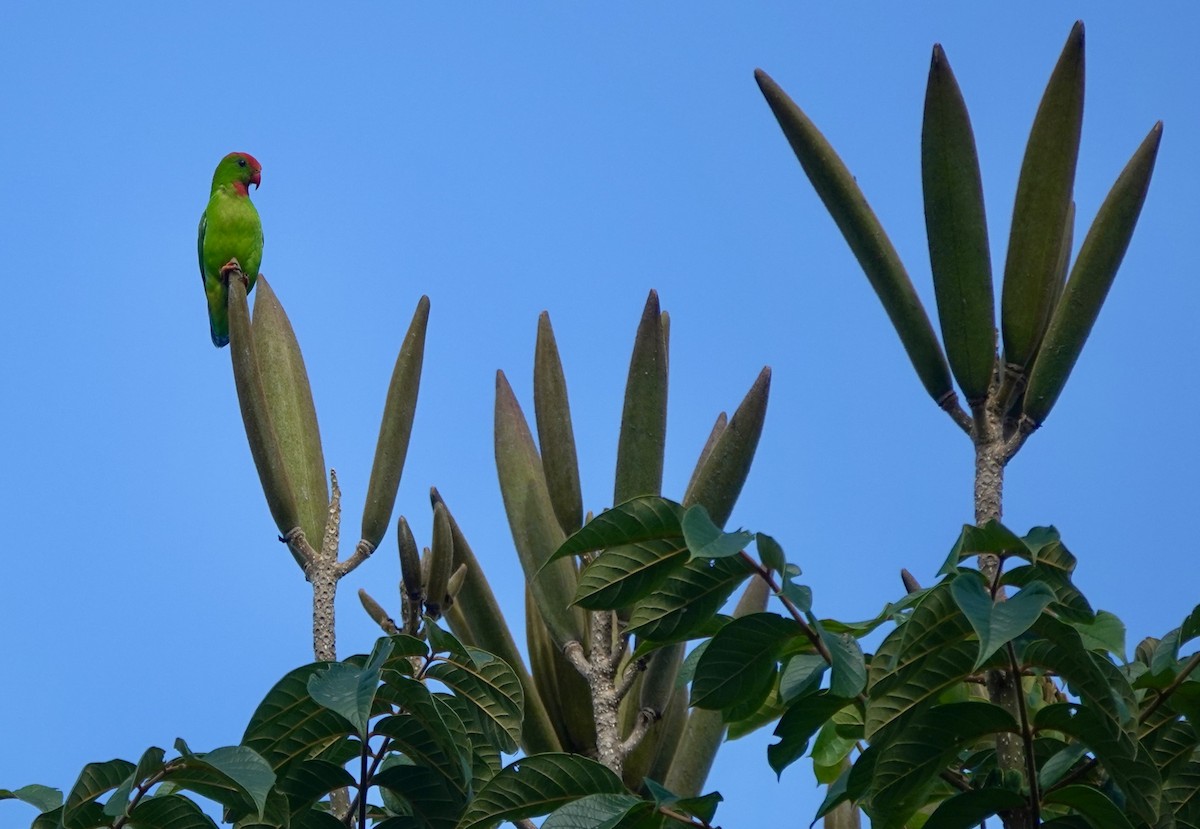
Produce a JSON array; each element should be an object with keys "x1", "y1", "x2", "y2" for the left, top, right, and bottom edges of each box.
[
  {"x1": 425, "y1": 502, "x2": 454, "y2": 618},
  {"x1": 430, "y1": 488, "x2": 562, "y2": 754},
  {"x1": 682, "y1": 368, "x2": 770, "y2": 527},
  {"x1": 494, "y1": 371, "x2": 585, "y2": 649},
  {"x1": 1000, "y1": 22, "x2": 1086, "y2": 372},
  {"x1": 755, "y1": 69, "x2": 954, "y2": 405},
  {"x1": 614, "y1": 290, "x2": 669, "y2": 504},
  {"x1": 227, "y1": 275, "x2": 301, "y2": 542},
  {"x1": 684, "y1": 413, "x2": 727, "y2": 500},
  {"x1": 251, "y1": 277, "x2": 329, "y2": 551},
  {"x1": 921, "y1": 45, "x2": 995, "y2": 405},
  {"x1": 397, "y1": 515, "x2": 423, "y2": 605},
  {"x1": 534, "y1": 312, "x2": 584, "y2": 536},
  {"x1": 1024, "y1": 122, "x2": 1162, "y2": 425},
  {"x1": 361, "y1": 296, "x2": 430, "y2": 551}
]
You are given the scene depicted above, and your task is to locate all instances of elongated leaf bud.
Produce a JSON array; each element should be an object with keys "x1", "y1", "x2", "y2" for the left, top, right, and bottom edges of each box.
[
  {"x1": 251, "y1": 277, "x2": 329, "y2": 550},
  {"x1": 1000, "y1": 22, "x2": 1085, "y2": 372},
  {"x1": 614, "y1": 290, "x2": 669, "y2": 504},
  {"x1": 683, "y1": 368, "x2": 770, "y2": 527},
  {"x1": 425, "y1": 502, "x2": 454, "y2": 618},
  {"x1": 361, "y1": 296, "x2": 430, "y2": 550},
  {"x1": 495, "y1": 371, "x2": 585, "y2": 649},
  {"x1": 397, "y1": 515, "x2": 422, "y2": 604},
  {"x1": 1024, "y1": 122, "x2": 1161, "y2": 425},
  {"x1": 755, "y1": 69, "x2": 954, "y2": 405},
  {"x1": 358, "y1": 588, "x2": 399, "y2": 635},
  {"x1": 922, "y1": 46, "x2": 995, "y2": 405},
  {"x1": 227, "y1": 274, "x2": 301, "y2": 543},
  {"x1": 534, "y1": 312, "x2": 584, "y2": 535}
]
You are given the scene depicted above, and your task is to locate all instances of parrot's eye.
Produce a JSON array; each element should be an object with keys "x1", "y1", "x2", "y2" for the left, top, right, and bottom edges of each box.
[{"x1": 237, "y1": 158, "x2": 247, "y2": 167}]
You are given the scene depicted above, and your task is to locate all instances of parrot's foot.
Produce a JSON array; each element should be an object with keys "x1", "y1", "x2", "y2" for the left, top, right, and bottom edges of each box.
[{"x1": 219, "y1": 259, "x2": 250, "y2": 290}]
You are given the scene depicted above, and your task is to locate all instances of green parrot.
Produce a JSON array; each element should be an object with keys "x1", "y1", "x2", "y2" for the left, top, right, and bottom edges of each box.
[{"x1": 198, "y1": 151, "x2": 264, "y2": 347}]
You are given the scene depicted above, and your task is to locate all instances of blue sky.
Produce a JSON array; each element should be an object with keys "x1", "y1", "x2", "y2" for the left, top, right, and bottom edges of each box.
[{"x1": 2, "y1": 2, "x2": 1197, "y2": 825}]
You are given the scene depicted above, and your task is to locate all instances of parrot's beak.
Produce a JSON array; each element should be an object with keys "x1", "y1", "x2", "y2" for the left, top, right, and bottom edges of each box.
[{"x1": 250, "y1": 169, "x2": 262, "y2": 189}]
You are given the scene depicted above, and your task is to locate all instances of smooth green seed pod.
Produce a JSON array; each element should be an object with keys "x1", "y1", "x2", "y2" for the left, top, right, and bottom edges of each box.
[
  {"x1": 534, "y1": 312, "x2": 584, "y2": 536},
  {"x1": 1024, "y1": 122, "x2": 1162, "y2": 425},
  {"x1": 251, "y1": 277, "x2": 329, "y2": 553},
  {"x1": 664, "y1": 577, "x2": 770, "y2": 796},
  {"x1": 445, "y1": 563, "x2": 467, "y2": 609},
  {"x1": 1000, "y1": 22, "x2": 1085, "y2": 372},
  {"x1": 430, "y1": 487, "x2": 562, "y2": 754},
  {"x1": 614, "y1": 290, "x2": 669, "y2": 504},
  {"x1": 361, "y1": 296, "x2": 430, "y2": 551},
  {"x1": 683, "y1": 412, "x2": 727, "y2": 501},
  {"x1": 425, "y1": 502, "x2": 454, "y2": 618},
  {"x1": 227, "y1": 273, "x2": 301, "y2": 543},
  {"x1": 644, "y1": 687, "x2": 688, "y2": 789},
  {"x1": 397, "y1": 515, "x2": 422, "y2": 604},
  {"x1": 683, "y1": 368, "x2": 771, "y2": 527},
  {"x1": 755, "y1": 69, "x2": 954, "y2": 405},
  {"x1": 621, "y1": 643, "x2": 683, "y2": 788},
  {"x1": 494, "y1": 371, "x2": 585, "y2": 650},
  {"x1": 526, "y1": 587, "x2": 595, "y2": 755},
  {"x1": 922, "y1": 45, "x2": 996, "y2": 405}
]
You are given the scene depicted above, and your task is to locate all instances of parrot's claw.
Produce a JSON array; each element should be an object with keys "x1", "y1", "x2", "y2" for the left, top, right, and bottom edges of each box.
[{"x1": 219, "y1": 259, "x2": 250, "y2": 289}]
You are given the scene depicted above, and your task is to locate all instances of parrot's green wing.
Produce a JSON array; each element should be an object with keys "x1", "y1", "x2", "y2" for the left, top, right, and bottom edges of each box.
[{"x1": 197, "y1": 210, "x2": 207, "y2": 283}]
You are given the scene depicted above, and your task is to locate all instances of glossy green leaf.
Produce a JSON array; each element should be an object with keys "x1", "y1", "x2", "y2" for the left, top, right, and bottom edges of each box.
[
  {"x1": 952, "y1": 574, "x2": 1055, "y2": 668},
  {"x1": 779, "y1": 653, "x2": 827, "y2": 703},
  {"x1": 922, "y1": 789, "x2": 1027, "y2": 829},
  {"x1": 242, "y1": 664, "x2": 355, "y2": 772},
  {"x1": 1163, "y1": 753, "x2": 1200, "y2": 825},
  {"x1": 938, "y1": 520, "x2": 1031, "y2": 575},
  {"x1": 768, "y1": 691, "x2": 855, "y2": 778},
  {"x1": 1024, "y1": 122, "x2": 1162, "y2": 424},
  {"x1": 426, "y1": 648, "x2": 524, "y2": 754},
  {"x1": 1035, "y1": 704, "x2": 1161, "y2": 824},
  {"x1": 438, "y1": 693, "x2": 504, "y2": 786},
  {"x1": 681, "y1": 505, "x2": 753, "y2": 561},
  {"x1": 534, "y1": 311, "x2": 584, "y2": 536},
  {"x1": 614, "y1": 289, "x2": 669, "y2": 505},
  {"x1": 126, "y1": 794, "x2": 218, "y2": 829},
  {"x1": 307, "y1": 637, "x2": 393, "y2": 737},
  {"x1": 755, "y1": 533, "x2": 787, "y2": 576},
  {"x1": 691, "y1": 613, "x2": 800, "y2": 710},
  {"x1": 1043, "y1": 784, "x2": 1136, "y2": 829},
  {"x1": 541, "y1": 793, "x2": 646, "y2": 829},
  {"x1": 1000, "y1": 22, "x2": 1085, "y2": 371},
  {"x1": 64, "y1": 759, "x2": 134, "y2": 829},
  {"x1": 376, "y1": 678, "x2": 472, "y2": 797},
  {"x1": 574, "y1": 538, "x2": 688, "y2": 610},
  {"x1": 626, "y1": 556, "x2": 753, "y2": 641},
  {"x1": 1070, "y1": 610, "x2": 1126, "y2": 658},
  {"x1": 456, "y1": 754, "x2": 625, "y2": 829},
  {"x1": 275, "y1": 759, "x2": 354, "y2": 816},
  {"x1": 548, "y1": 496, "x2": 684, "y2": 567},
  {"x1": 921, "y1": 43, "x2": 995, "y2": 403},
  {"x1": 755, "y1": 69, "x2": 953, "y2": 404},
  {"x1": 0, "y1": 784, "x2": 62, "y2": 813},
  {"x1": 820, "y1": 625, "x2": 868, "y2": 698},
  {"x1": 1023, "y1": 615, "x2": 1132, "y2": 727},
  {"x1": 373, "y1": 764, "x2": 463, "y2": 829},
  {"x1": 871, "y1": 702, "x2": 1019, "y2": 829}
]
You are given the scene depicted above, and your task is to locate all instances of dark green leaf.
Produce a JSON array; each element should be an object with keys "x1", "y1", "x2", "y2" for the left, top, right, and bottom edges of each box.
[
  {"x1": 376, "y1": 677, "x2": 471, "y2": 798},
  {"x1": 691, "y1": 613, "x2": 800, "y2": 710},
  {"x1": 64, "y1": 759, "x2": 135, "y2": 829},
  {"x1": 455, "y1": 754, "x2": 625, "y2": 829},
  {"x1": 308, "y1": 637, "x2": 394, "y2": 736},
  {"x1": 425, "y1": 648, "x2": 523, "y2": 754},
  {"x1": 374, "y1": 764, "x2": 463, "y2": 829},
  {"x1": 779, "y1": 654, "x2": 827, "y2": 703},
  {"x1": 939, "y1": 521, "x2": 1031, "y2": 574},
  {"x1": 820, "y1": 624, "x2": 867, "y2": 698},
  {"x1": 922, "y1": 789, "x2": 1027, "y2": 829},
  {"x1": 812, "y1": 765, "x2": 851, "y2": 822},
  {"x1": 575, "y1": 539, "x2": 688, "y2": 610},
  {"x1": 952, "y1": 574, "x2": 1055, "y2": 669},
  {"x1": 1043, "y1": 784, "x2": 1136, "y2": 829},
  {"x1": 546, "y1": 497, "x2": 684, "y2": 567},
  {"x1": 542, "y1": 793, "x2": 645, "y2": 829},
  {"x1": 126, "y1": 793, "x2": 219, "y2": 829},
  {"x1": 755, "y1": 533, "x2": 787, "y2": 576},
  {"x1": 427, "y1": 622, "x2": 471, "y2": 662},
  {"x1": 681, "y1": 505, "x2": 753, "y2": 560},
  {"x1": 1035, "y1": 704, "x2": 1161, "y2": 824},
  {"x1": 276, "y1": 759, "x2": 354, "y2": 816},
  {"x1": 768, "y1": 691, "x2": 854, "y2": 777},
  {"x1": 626, "y1": 556, "x2": 753, "y2": 641},
  {"x1": 0, "y1": 784, "x2": 62, "y2": 812},
  {"x1": 1070, "y1": 611, "x2": 1126, "y2": 658}
]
